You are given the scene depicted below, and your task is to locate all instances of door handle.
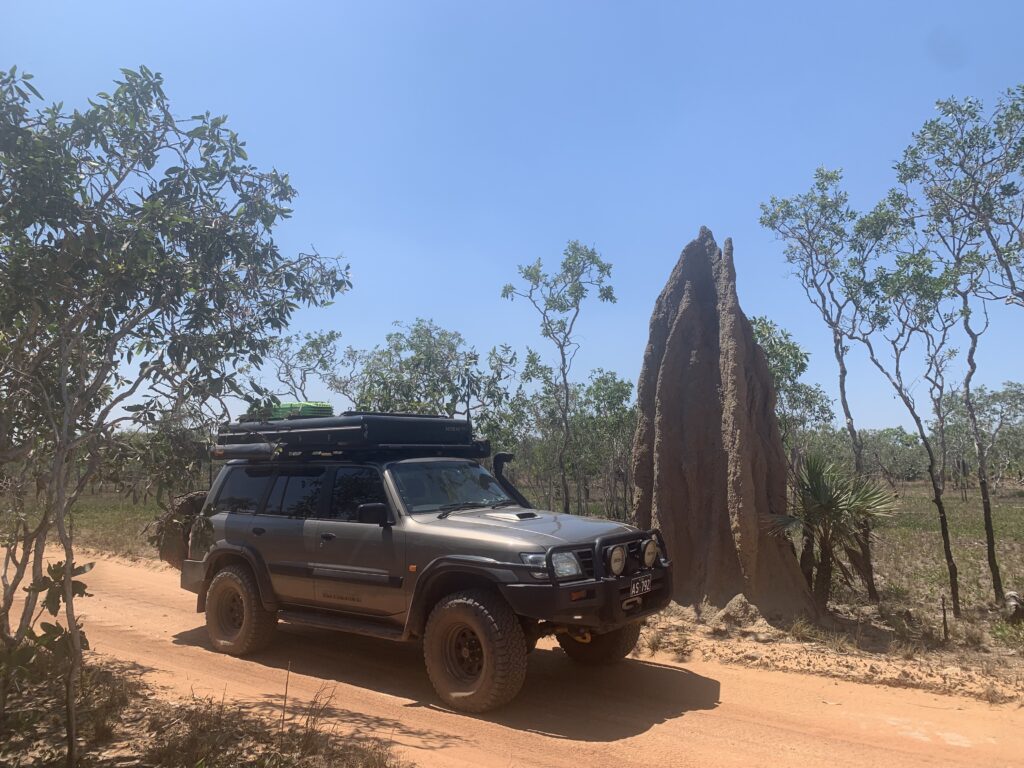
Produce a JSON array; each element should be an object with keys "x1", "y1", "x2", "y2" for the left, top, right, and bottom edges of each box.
[
  {"x1": 252, "y1": 527, "x2": 266, "y2": 535},
  {"x1": 320, "y1": 532, "x2": 336, "y2": 542}
]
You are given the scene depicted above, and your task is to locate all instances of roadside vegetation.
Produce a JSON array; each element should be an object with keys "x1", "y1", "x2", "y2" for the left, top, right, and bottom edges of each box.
[
  {"x1": 3, "y1": 64, "x2": 1024, "y2": 766},
  {"x1": 0, "y1": 654, "x2": 406, "y2": 767}
]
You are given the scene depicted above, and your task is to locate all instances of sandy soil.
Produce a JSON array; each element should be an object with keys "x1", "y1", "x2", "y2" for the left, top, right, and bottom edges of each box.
[{"x1": 72, "y1": 555, "x2": 1023, "y2": 768}]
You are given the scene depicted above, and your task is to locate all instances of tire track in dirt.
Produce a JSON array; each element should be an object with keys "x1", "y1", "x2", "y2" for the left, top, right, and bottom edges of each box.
[{"x1": 78, "y1": 555, "x2": 1023, "y2": 767}]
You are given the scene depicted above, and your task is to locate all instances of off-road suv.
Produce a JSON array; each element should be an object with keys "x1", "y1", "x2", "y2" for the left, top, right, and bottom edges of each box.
[{"x1": 180, "y1": 412, "x2": 672, "y2": 712}]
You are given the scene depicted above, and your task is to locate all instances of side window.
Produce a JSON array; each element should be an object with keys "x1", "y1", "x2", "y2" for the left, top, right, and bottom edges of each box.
[
  {"x1": 327, "y1": 467, "x2": 388, "y2": 522},
  {"x1": 262, "y1": 467, "x2": 325, "y2": 518},
  {"x1": 212, "y1": 467, "x2": 273, "y2": 515}
]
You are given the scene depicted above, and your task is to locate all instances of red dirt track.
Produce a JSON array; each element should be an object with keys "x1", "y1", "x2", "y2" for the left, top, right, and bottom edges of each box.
[{"x1": 78, "y1": 555, "x2": 1022, "y2": 767}]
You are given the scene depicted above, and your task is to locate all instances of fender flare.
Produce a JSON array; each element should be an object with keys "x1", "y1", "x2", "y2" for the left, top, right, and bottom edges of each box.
[
  {"x1": 403, "y1": 555, "x2": 521, "y2": 639},
  {"x1": 198, "y1": 543, "x2": 279, "y2": 613}
]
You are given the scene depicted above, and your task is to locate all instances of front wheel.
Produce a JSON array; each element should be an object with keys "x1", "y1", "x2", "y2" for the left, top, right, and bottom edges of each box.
[
  {"x1": 423, "y1": 589, "x2": 528, "y2": 713},
  {"x1": 557, "y1": 623, "x2": 641, "y2": 665},
  {"x1": 205, "y1": 564, "x2": 277, "y2": 656}
]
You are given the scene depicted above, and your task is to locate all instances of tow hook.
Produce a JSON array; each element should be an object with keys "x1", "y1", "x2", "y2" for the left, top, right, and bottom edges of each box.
[{"x1": 567, "y1": 627, "x2": 592, "y2": 644}]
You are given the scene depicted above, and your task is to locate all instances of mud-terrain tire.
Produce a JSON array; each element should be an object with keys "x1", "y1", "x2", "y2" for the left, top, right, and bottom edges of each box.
[
  {"x1": 423, "y1": 589, "x2": 528, "y2": 713},
  {"x1": 205, "y1": 564, "x2": 277, "y2": 656},
  {"x1": 557, "y1": 622, "x2": 641, "y2": 665}
]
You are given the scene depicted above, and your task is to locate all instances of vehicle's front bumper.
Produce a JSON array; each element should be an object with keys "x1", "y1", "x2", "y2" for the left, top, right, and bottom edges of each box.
[{"x1": 498, "y1": 563, "x2": 673, "y2": 632}]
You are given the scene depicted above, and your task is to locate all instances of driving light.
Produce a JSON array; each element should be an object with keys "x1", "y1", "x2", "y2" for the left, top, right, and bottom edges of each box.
[
  {"x1": 642, "y1": 539, "x2": 659, "y2": 568},
  {"x1": 607, "y1": 545, "x2": 626, "y2": 576},
  {"x1": 520, "y1": 551, "x2": 582, "y2": 579}
]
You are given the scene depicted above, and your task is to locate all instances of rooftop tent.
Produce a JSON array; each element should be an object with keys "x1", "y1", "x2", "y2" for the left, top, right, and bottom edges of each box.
[{"x1": 215, "y1": 412, "x2": 489, "y2": 459}]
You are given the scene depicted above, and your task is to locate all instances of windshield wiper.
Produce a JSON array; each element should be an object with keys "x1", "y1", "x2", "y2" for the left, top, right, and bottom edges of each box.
[
  {"x1": 436, "y1": 502, "x2": 488, "y2": 519},
  {"x1": 489, "y1": 499, "x2": 519, "y2": 508}
]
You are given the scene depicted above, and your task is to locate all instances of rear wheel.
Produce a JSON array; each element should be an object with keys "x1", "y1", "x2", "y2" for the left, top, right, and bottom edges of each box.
[
  {"x1": 557, "y1": 623, "x2": 641, "y2": 665},
  {"x1": 205, "y1": 564, "x2": 277, "y2": 656},
  {"x1": 423, "y1": 589, "x2": 528, "y2": 713}
]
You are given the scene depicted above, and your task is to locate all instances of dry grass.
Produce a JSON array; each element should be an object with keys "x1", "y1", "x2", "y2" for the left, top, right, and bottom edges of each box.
[
  {"x1": 870, "y1": 482, "x2": 1024, "y2": 612},
  {"x1": 67, "y1": 492, "x2": 162, "y2": 559},
  {"x1": 0, "y1": 654, "x2": 409, "y2": 768}
]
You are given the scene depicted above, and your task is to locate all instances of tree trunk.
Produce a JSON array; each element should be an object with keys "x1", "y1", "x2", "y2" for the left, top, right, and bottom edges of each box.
[
  {"x1": 862, "y1": 339, "x2": 961, "y2": 619},
  {"x1": 832, "y1": 330, "x2": 879, "y2": 601},
  {"x1": 960, "y1": 296, "x2": 1004, "y2": 603},
  {"x1": 834, "y1": 331, "x2": 864, "y2": 473},
  {"x1": 926, "y1": 460, "x2": 961, "y2": 618},
  {"x1": 799, "y1": 528, "x2": 815, "y2": 590},
  {"x1": 812, "y1": 543, "x2": 833, "y2": 609},
  {"x1": 54, "y1": 458, "x2": 83, "y2": 768}
]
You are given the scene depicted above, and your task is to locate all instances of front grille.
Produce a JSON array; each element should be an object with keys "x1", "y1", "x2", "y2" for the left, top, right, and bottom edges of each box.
[{"x1": 575, "y1": 548, "x2": 596, "y2": 579}]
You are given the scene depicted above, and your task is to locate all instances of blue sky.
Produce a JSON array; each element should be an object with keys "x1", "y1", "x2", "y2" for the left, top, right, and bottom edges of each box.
[{"x1": 4, "y1": 1, "x2": 1023, "y2": 427}]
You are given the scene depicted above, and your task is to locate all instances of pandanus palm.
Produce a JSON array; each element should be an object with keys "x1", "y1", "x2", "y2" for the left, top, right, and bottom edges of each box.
[{"x1": 774, "y1": 455, "x2": 895, "y2": 608}]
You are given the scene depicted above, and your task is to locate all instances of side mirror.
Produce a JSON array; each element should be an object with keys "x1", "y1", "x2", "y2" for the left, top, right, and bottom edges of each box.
[{"x1": 357, "y1": 502, "x2": 393, "y2": 527}]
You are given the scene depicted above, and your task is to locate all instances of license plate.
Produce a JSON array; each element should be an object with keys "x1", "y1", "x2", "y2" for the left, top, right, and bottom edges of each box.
[{"x1": 630, "y1": 574, "x2": 652, "y2": 597}]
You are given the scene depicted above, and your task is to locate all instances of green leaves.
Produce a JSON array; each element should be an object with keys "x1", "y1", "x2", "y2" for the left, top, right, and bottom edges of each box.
[{"x1": 25, "y1": 560, "x2": 95, "y2": 618}]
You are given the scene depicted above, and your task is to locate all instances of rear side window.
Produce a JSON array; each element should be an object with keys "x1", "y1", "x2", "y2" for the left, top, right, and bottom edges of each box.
[
  {"x1": 212, "y1": 467, "x2": 273, "y2": 514},
  {"x1": 326, "y1": 467, "x2": 388, "y2": 522},
  {"x1": 263, "y1": 467, "x2": 325, "y2": 518}
]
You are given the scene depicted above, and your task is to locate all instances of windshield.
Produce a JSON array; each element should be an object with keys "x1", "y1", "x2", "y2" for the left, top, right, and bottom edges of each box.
[{"x1": 390, "y1": 460, "x2": 512, "y2": 514}]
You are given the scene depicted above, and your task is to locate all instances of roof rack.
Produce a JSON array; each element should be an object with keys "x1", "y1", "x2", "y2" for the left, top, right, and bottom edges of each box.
[{"x1": 215, "y1": 412, "x2": 489, "y2": 460}]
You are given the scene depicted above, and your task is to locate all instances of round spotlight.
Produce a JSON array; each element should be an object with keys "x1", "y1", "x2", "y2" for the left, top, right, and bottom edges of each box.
[
  {"x1": 642, "y1": 539, "x2": 659, "y2": 568},
  {"x1": 608, "y1": 545, "x2": 626, "y2": 576}
]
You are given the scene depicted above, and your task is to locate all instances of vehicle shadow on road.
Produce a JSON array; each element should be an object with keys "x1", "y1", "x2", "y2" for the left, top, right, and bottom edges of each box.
[
  {"x1": 492, "y1": 647, "x2": 719, "y2": 741},
  {"x1": 172, "y1": 624, "x2": 719, "y2": 743}
]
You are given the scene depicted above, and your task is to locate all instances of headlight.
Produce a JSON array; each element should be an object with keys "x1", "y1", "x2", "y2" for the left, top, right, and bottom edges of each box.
[
  {"x1": 607, "y1": 545, "x2": 626, "y2": 576},
  {"x1": 642, "y1": 539, "x2": 659, "y2": 568},
  {"x1": 520, "y1": 551, "x2": 582, "y2": 579}
]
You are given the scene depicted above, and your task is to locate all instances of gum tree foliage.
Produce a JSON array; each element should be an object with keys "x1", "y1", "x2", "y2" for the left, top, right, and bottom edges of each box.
[
  {"x1": 897, "y1": 88, "x2": 1024, "y2": 307},
  {"x1": 859, "y1": 427, "x2": 927, "y2": 492},
  {"x1": 264, "y1": 330, "x2": 342, "y2": 402},
  {"x1": 327, "y1": 318, "x2": 528, "y2": 452},
  {"x1": 0, "y1": 67, "x2": 347, "y2": 763},
  {"x1": 990, "y1": 383, "x2": 1024, "y2": 486},
  {"x1": 507, "y1": 369, "x2": 636, "y2": 519},
  {"x1": 570, "y1": 370, "x2": 636, "y2": 520},
  {"x1": 750, "y1": 316, "x2": 834, "y2": 457},
  {"x1": 943, "y1": 383, "x2": 1024, "y2": 487},
  {"x1": 502, "y1": 242, "x2": 616, "y2": 514}
]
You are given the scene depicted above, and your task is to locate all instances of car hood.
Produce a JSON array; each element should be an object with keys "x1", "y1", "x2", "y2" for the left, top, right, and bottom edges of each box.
[{"x1": 419, "y1": 505, "x2": 636, "y2": 547}]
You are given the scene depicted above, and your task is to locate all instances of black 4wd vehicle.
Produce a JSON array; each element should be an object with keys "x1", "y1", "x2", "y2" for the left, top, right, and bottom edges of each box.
[{"x1": 181, "y1": 412, "x2": 672, "y2": 712}]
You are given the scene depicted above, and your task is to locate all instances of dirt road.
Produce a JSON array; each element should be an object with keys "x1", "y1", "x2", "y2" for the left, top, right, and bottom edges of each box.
[{"x1": 78, "y1": 555, "x2": 1021, "y2": 768}]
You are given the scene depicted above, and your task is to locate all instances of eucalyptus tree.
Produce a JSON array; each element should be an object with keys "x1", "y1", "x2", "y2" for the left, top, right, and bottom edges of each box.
[
  {"x1": 571, "y1": 369, "x2": 636, "y2": 519},
  {"x1": 750, "y1": 316, "x2": 834, "y2": 458},
  {"x1": 760, "y1": 170, "x2": 867, "y2": 474},
  {"x1": 327, "y1": 318, "x2": 527, "y2": 452},
  {"x1": 893, "y1": 91, "x2": 1024, "y2": 603},
  {"x1": 761, "y1": 171, "x2": 882, "y2": 602},
  {"x1": 0, "y1": 67, "x2": 347, "y2": 763},
  {"x1": 849, "y1": 198, "x2": 964, "y2": 616},
  {"x1": 502, "y1": 242, "x2": 616, "y2": 514},
  {"x1": 264, "y1": 330, "x2": 342, "y2": 402},
  {"x1": 860, "y1": 427, "x2": 927, "y2": 493},
  {"x1": 898, "y1": 88, "x2": 1024, "y2": 307}
]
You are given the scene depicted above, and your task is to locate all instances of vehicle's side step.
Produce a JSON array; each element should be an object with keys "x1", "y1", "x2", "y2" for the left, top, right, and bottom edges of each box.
[{"x1": 278, "y1": 609, "x2": 405, "y2": 641}]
